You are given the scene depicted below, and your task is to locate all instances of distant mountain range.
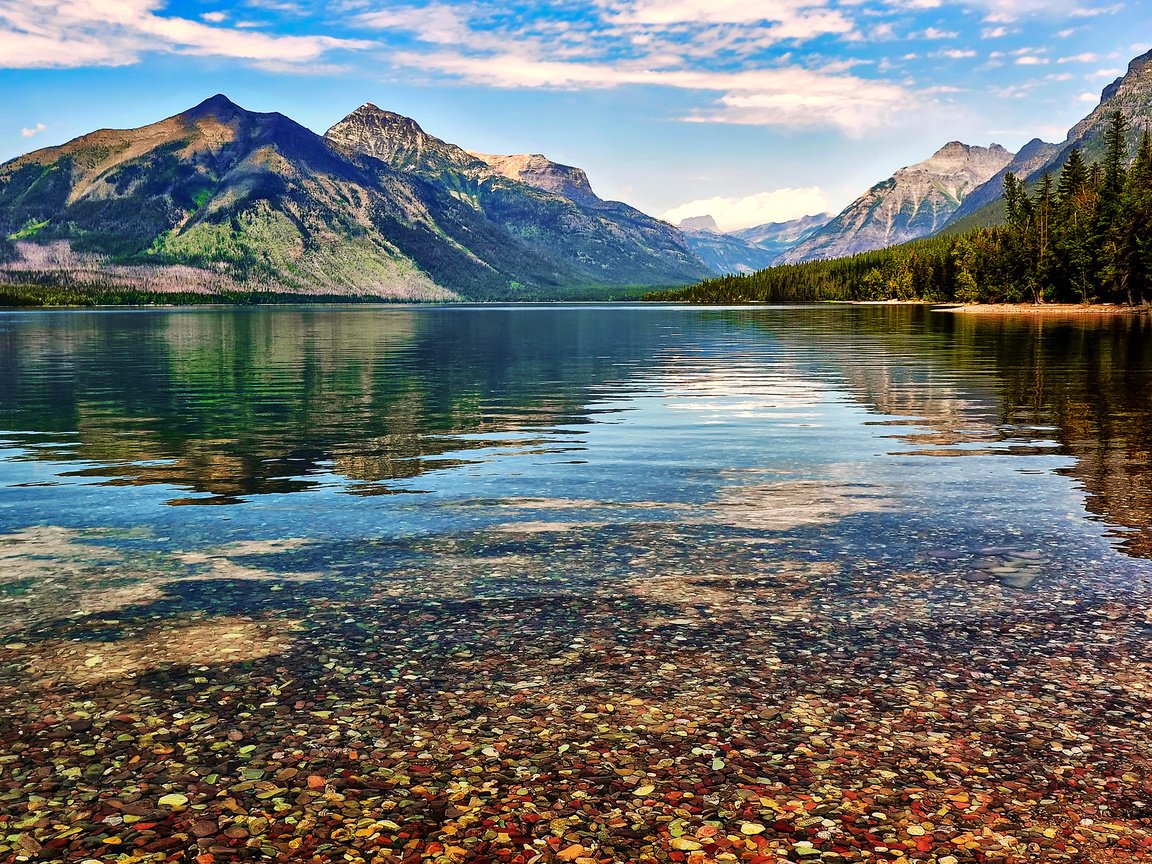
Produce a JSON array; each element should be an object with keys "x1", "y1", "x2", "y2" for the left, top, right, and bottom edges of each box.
[
  {"x1": 0, "y1": 97, "x2": 709, "y2": 300},
  {"x1": 3, "y1": 47, "x2": 1150, "y2": 299},
  {"x1": 676, "y1": 214, "x2": 831, "y2": 274}
]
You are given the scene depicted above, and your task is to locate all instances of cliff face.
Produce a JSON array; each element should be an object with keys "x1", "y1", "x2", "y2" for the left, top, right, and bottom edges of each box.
[{"x1": 783, "y1": 142, "x2": 1013, "y2": 263}]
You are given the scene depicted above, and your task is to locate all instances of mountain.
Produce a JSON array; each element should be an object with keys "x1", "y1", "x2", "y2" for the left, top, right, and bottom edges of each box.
[
  {"x1": 677, "y1": 220, "x2": 780, "y2": 275},
  {"x1": 0, "y1": 96, "x2": 708, "y2": 301},
  {"x1": 325, "y1": 105, "x2": 708, "y2": 289},
  {"x1": 943, "y1": 138, "x2": 1061, "y2": 228},
  {"x1": 680, "y1": 215, "x2": 720, "y2": 233},
  {"x1": 782, "y1": 142, "x2": 1013, "y2": 263},
  {"x1": 1061, "y1": 48, "x2": 1152, "y2": 164},
  {"x1": 942, "y1": 48, "x2": 1152, "y2": 231},
  {"x1": 675, "y1": 213, "x2": 831, "y2": 275},
  {"x1": 730, "y1": 214, "x2": 831, "y2": 262}
]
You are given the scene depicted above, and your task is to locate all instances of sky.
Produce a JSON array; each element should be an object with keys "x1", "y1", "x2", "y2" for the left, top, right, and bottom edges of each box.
[{"x1": 0, "y1": 0, "x2": 1148, "y2": 231}]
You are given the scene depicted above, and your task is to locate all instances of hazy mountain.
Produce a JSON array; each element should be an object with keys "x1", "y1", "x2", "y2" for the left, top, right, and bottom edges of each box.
[
  {"x1": 678, "y1": 223, "x2": 779, "y2": 275},
  {"x1": 679, "y1": 215, "x2": 720, "y2": 233},
  {"x1": 675, "y1": 213, "x2": 831, "y2": 275},
  {"x1": 0, "y1": 96, "x2": 708, "y2": 300},
  {"x1": 731, "y1": 214, "x2": 831, "y2": 262},
  {"x1": 783, "y1": 142, "x2": 1013, "y2": 263}
]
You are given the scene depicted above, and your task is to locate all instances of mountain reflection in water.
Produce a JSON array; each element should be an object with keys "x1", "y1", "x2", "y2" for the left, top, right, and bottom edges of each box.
[{"x1": 0, "y1": 305, "x2": 1148, "y2": 560}]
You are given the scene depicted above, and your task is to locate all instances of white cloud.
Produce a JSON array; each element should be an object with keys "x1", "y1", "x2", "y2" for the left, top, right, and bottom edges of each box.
[
  {"x1": 0, "y1": 0, "x2": 371, "y2": 68},
  {"x1": 934, "y1": 48, "x2": 977, "y2": 58},
  {"x1": 919, "y1": 27, "x2": 959, "y2": 39},
  {"x1": 1058, "y1": 52, "x2": 1098, "y2": 63},
  {"x1": 20, "y1": 122, "x2": 46, "y2": 138},
  {"x1": 355, "y1": 3, "x2": 470, "y2": 45},
  {"x1": 201, "y1": 11, "x2": 227, "y2": 23},
  {"x1": 604, "y1": 0, "x2": 854, "y2": 36},
  {"x1": 906, "y1": 0, "x2": 1121, "y2": 21},
  {"x1": 397, "y1": 51, "x2": 913, "y2": 135},
  {"x1": 1015, "y1": 55, "x2": 1049, "y2": 65},
  {"x1": 1068, "y1": 3, "x2": 1123, "y2": 17},
  {"x1": 662, "y1": 187, "x2": 830, "y2": 231}
]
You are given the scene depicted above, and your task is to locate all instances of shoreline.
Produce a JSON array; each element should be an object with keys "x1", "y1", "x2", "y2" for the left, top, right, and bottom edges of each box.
[{"x1": 934, "y1": 302, "x2": 1149, "y2": 315}]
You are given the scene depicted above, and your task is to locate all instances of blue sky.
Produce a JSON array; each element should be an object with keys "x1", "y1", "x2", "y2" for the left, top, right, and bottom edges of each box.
[{"x1": 0, "y1": 0, "x2": 1147, "y2": 229}]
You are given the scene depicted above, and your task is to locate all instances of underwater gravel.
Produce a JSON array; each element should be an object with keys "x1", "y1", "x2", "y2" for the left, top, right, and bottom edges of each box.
[{"x1": 0, "y1": 511, "x2": 1151, "y2": 864}]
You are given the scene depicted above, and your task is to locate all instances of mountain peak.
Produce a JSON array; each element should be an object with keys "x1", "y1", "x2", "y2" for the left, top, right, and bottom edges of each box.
[
  {"x1": 785, "y1": 140, "x2": 1013, "y2": 263},
  {"x1": 182, "y1": 94, "x2": 246, "y2": 121},
  {"x1": 345, "y1": 103, "x2": 425, "y2": 132},
  {"x1": 1101, "y1": 47, "x2": 1152, "y2": 103},
  {"x1": 325, "y1": 105, "x2": 489, "y2": 178},
  {"x1": 679, "y1": 215, "x2": 719, "y2": 233},
  {"x1": 467, "y1": 151, "x2": 601, "y2": 206}
]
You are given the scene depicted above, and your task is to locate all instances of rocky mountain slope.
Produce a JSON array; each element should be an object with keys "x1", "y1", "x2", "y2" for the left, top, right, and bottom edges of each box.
[
  {"x1": 1062, "y1": 48, "x2": 1152, "y2": 163},
  {"x1": 0, "y1": 96, "x2": 709, "y2": 300},
  {"x1": 944, "y1": 138, "x2": 1061, "y2": 228},
  {"x1": 943, "y1": 48, "x2": 1152, "y2": 232},
  {"x1": 468, "y1": 152, "x2": 601, "y2": 207},
  {"x1": 783, "y1": 142, "x2": 1013, "y2": 263},
  {"x1": 325, "y1": 105, "x2": 707, "y2": 288}
]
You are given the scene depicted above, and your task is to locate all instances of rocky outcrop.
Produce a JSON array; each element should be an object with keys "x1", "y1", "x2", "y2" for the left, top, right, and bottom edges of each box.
[{"x1": 468, "y1": 152, "x2": 601, "y2": 207}]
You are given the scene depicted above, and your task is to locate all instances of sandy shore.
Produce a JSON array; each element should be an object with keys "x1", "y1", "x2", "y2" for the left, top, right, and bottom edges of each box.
[{"x1": 935, "y1": 302, "x2": 1149, "y2": 315}]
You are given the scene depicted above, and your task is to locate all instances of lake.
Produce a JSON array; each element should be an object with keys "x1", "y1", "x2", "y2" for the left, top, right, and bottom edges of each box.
[{"x1": 1, "y1": 304, "x2": 1150, "y2": 861}]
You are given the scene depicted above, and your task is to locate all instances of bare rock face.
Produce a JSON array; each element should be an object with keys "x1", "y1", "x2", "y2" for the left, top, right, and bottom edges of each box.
[
  {"x1": 326, "y1": 104, "x2": 488, "y2": 178},
  {"x1": 783, "y1": 142, "x2": 1013, "y2": 263},
  {"x1": 469, "y1": 152, "x2": 601, "y2": 207},
  {"x1": 1061, "y1": 48, "x2": 1152, "y2": 162}
]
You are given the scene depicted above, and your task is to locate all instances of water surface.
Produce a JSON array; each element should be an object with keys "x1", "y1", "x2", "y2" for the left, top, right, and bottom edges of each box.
[{"x1": 1, "y1": 304, "x2": 1150, "y2": 861}]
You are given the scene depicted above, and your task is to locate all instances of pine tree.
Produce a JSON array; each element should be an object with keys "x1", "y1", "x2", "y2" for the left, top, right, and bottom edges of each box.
[
  {"x1": 1097, "y1": 111, "x2": 1132, "y2": 302},
  {"x1": 1057, "y1": 148, "x2": 1089, "y2": 202},
  {"x1": 1123, "y1": 127, "x2": 1152, "y2": 304}
]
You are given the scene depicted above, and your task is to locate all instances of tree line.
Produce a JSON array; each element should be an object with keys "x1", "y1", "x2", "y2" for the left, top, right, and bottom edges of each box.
[{"x1": 652, "y1": 112, "x2": 1152, "y2": 306}]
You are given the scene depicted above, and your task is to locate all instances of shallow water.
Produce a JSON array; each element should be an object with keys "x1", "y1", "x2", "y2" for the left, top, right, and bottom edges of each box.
[{"x1": 1, "y1": 304, "x2": 1151, "y2": 861}]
